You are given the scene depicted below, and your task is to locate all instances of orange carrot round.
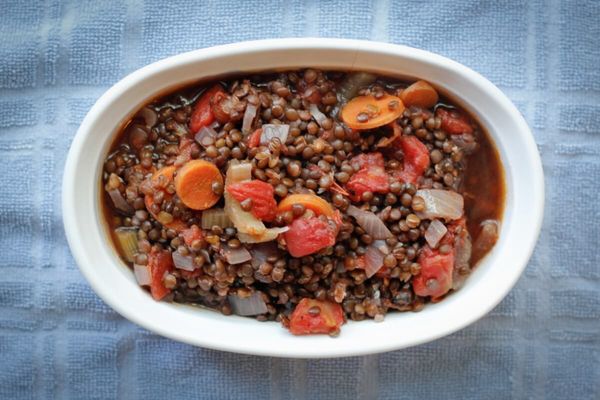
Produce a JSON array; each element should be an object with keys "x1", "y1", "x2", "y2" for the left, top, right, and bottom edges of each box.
[
  {"x1": 341, "y1": 94, "x2": 405, "y2": 130},
  {"x1": 400, "y1": 80, "x2": 439, "y2": 108},
  {"x1": 277, "y1": 194, "x2": 334, "y2": 217},
  {"x1": 174, "y1": 160, "x2": 223, "y2": 210}
]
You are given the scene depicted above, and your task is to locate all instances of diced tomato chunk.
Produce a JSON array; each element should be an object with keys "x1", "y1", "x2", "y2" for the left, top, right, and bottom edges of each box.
[
  {"x1": 436, "y1": 108, "x2": 473, "y2": 135},
  {"x1": 189, "y1": 85, "x2": 225, "y2": 133},
  {"x1": 289, "y1": 298, "x2": 345, "y2": 335},
  {"x1": 413, "y1": 246, "x2": 454, "y2": 300},
  {"x1": 284, "y1": 217, "x2": 337, "y2": 258},
  {"x1": 147, "y1": 248, "x2": 174, "y2": 300},
  {"x1": 181, "y1": 225, "x2": 203, "y2": 246},
  {"x1": 346, "y1": 152, "x2": 390, "y2": 198},
  {"x1": 247, "y1": 128, "x2": 262, "y2": 148},
  {"x1": 226, "y1": 180, "x2": 277, "y2": 221},
  {"x1": 350, "y1": 152, "x2": 385, "y2": 170},
  {"x1": 392, "y1": 136, "x2": 430, "y2": 184}
]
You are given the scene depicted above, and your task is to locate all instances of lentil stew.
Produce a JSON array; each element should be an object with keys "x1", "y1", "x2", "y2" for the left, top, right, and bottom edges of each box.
[{"x1": 101, "y1": 69, "x2": 504, "y2": 336}]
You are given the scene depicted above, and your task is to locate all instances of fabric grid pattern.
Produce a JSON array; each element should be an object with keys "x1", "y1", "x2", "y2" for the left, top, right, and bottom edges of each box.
[{"x1": 0, "y1": 0, "x2": 598, "y2": 399}]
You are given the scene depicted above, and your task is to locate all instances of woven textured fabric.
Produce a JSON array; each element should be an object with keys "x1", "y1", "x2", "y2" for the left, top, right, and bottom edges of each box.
[{"x1": 1, "y1": 0, "x2": 598, "y2": 398}]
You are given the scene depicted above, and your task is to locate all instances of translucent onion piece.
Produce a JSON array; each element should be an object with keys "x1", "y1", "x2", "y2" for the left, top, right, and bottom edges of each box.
[
  {"x1": 114, "y1": 227, "x2": 138, "y2": 262},
  {"x1": 424, "y1": 219, "x2": 448, "y2": 248},
  {"x1": 372, "y1": 240, "x2": 390, "y2": 255},
  {"x1": 309, "y1": 104, "x2": 328, "y2": 126},
  {"x1": 415, "y1": 189, "x2": 464, "y2": 221},
  {"x1": 221, "y1": 244, "x2": 252, "y2": 265},
  {"x1": 228, "y1": 292, "x2": 268, "y2": 316},
  {"x1": 194, "y1": 126, "x2": 217, "y2": 148},
  {"x1": 347, "y1": 205, "x2": 392, "y2": 239},
  {"x1": 226, "y1": 162, "x2": 252, "y2": 183},
  {"x1": 473, "y1": 219, "x2": 500, "y2": 257},
  {"x1": 224, "y1": 162, "x2": 266, "y2": 236},
  {"x1": 127, "y1": 124, "x2": 149, "y2": 150},
  {"x1": 452, "y1": 228, "x2": 472, "y2": 290},
  {"x1": 133, "y1": 263, "x2": 151, "y2": 286},
  {"x1": 108, "y1": 188, "x2": 134, "y2": 215},
  {"x1": 250, "y1": 242, "x2": 280, "y2": 268},
  {"x1": 337, "y1": 72, "x2": 377, "y2": 103},
  {"x1": 260, "y1": 124, "x2": 289, "y2": 145},
  {"x1": 201, "y1": 208, "x2": 233, "y2": 230},
  {"x1": 238, "y1": 226, "x2": 289, "y2": 244},
  {"x1": 242, "y1": 103, "x2": 258, "y2": 134},
  {"x1": 225, "y1": 193, "x2": 266, "y2": 236},
  {"x1": 364, "y1": 245, "x2": 385, "y2": 278},
  {"x1": 172, "y1": 252, "x2": 196, "y2": 271},
  {"x1": 137, "y1": 106, "x2": 158, "y2": 128},
  {"x1": 451, "y1": 133, "x2": 477, "y2": 154}
]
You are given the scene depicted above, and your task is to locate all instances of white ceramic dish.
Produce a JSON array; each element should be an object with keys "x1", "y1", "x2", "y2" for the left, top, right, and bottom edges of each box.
[{"x1": 62, "y1": 38, "x2": 544, "y2": 358}]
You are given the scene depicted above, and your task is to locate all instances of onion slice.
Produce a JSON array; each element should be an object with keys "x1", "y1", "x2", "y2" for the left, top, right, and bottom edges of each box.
[
  {"x1": 347, "y1": 205, "x2": 392, "y2": 239},
  {"x1": 242, "y1": 103, "x2": 258, "y2": 134},
  {"x1": 364, "y1": 245, "x2": 385, "y2": 278},
  {"x1": 224, "y1": 162, "x2": 266, "y2": 236},
  {"x1": 451, "y1": 133, "x2": 477, "y2": 154},
  {"x1": 133, "y1": 263, "x2": 151, "y2": 286},
  {"x1": 108, "y1": 188, "x2": 134, "y2": 215},
  {"x1": 473, "y1": 219, "x2": 500, "y2": 257},
  {"x1": 260, "y1": 124, "x2": 289, "y2": 145},
  {"x1": 228, "y1": 292, "x2": 268, "y2": 316},
  {"x1": 137, "y1": 107, "x2": 158, "y2": 128},
  {"x1": 309, "y1": 104, "x2": 328, "y2": 126},
  {"x1": 337, "y1": 72, "x2": 377, "y2": 103},
  {"x1": 372, "y1": 240, "x2": 390, "y2": 255},
  {"x1": 226, "y1": 161, "x2": 252, "y2": 183},
  {"x1": 194, "y1": 126, "x2": 217, "y2": 148},
  {"x1": 221, "y1": 244, "x2": 252, "y2": 265},
  {"x1": 250, "y1": 242, "x2": 280, "y2": 268},
  {"x1": 424, "y1": 219, "x2": 448, "y2": 248},
  {"x1": 452, "y1": 228, "x2": 472, "y2": 290},
  {"x1": 415, "y1": 189, "x2": 464, "y2": 221},
  {"x1": 238, "y1": 226, "x2": 289, "y2": 244},
  {"x1": 172, "y1": 251, "x2": 196, "y2": 271}
]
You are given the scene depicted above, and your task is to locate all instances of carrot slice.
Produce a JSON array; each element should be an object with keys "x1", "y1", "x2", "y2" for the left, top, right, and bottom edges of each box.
[
  {"x1": 144, "y1": 166, "x2": 187, "y2": 231},
  {"x1": 400, "y1": 80, "x2": 439, "y2": 109},
  {"x1": 174, "y1": 160, "x2": 223, "y2": 210},
  {"x1": 277, "y1": 194, "x2": 334, "y2": 217},
  {"x1": 341, "y1": 94, "x2": 405, "y2": 130}
]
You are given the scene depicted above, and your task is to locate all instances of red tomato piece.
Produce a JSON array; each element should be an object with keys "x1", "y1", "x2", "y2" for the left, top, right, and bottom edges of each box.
[
  {"x1": 181, "y1": 225, "x2": 203, "y2": 247},
  {"x1": 289, "y1": 298, "x2": 345, "y2": 335},
  {"x1": 147, "y1": 248, "x2": 174, "y2": 301},
  {"x1": 226, "y1": 180, "x2": 278, "y2": 222},
  {"x1": 413, "y1": 246, "x2": 454, "y2": 300},
  {"x1": 393, "y1": 136, "x2": 430, "y2": 184},
  {"x1": 346, "y1": 152, "x2": 390, "y2": 198},
  {"x1": 436, "y1": 108, "x2": 473, "y2": 135},
  {"x1": 189, "y1": 85, "x2": 225, "y2": 133},
  {"x1": 350, "y1": 152, "x2": 386, "y2": 170},
  {"x1": 247, "y1": 128, "x2": 262, "y2": 148},
  {"x1": 284, "y1": 217, "x2": 337, "y2": 258},
  {"x1": 347, "y1": 167, "x2": 390, "y2": 198}
]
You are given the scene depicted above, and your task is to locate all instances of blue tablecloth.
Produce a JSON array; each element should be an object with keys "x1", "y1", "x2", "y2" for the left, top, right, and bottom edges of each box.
[{"x1": 1, "y1": 0, "x2": 598, "y2": 398}]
